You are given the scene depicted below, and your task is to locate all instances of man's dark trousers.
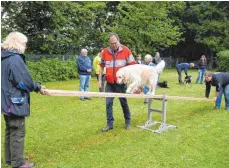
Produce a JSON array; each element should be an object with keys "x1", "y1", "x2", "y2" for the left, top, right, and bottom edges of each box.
[
  {"x1": 105, "y1": 82, "x2": 131, "y2": 127},
  {"x1": 4, "y1": 115, "x2": 25, "y2": 167}
]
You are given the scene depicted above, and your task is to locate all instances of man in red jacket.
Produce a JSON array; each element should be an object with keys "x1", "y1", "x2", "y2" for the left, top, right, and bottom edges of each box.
[{"x1": 99, "y1": 33, "x2": 136, "y2": 132}]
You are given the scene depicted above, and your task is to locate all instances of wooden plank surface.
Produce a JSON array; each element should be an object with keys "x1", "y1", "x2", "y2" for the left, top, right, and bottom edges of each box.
[{"x1": 46, "y1": 89, "x2": 214, "y2": 101}]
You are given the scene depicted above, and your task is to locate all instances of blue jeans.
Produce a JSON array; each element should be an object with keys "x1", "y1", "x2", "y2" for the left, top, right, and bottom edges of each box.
[
  {"x1": 105, "y1": 83, "x2": 131, "y2": 127},
  {"x1": 79, "y1": 75, "x2": 91, "y2": 99},
  {"x1": 196, "y1": 69, "x2": 207, "y2": 84},
  {"x1": 215, "y1": 88, "x2": 223, "y2": 109},
  {"x1": 215, "y1": 84, "x2": 229, "y2": 110},
  {"x1": 224, "y1": 84, "x2": 229, "y2": 109},
  {"x1": 143, "y1": 85, "x2": 149, "y2": 94}
]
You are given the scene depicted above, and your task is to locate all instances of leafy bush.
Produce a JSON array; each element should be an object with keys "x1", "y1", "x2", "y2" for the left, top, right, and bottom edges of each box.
[
  {"x1": 28, "y1": 58, "x2": 78, "y2": 82},
  {"x1": 216, "y1": 50, "x2": 229, "y2": 72}
]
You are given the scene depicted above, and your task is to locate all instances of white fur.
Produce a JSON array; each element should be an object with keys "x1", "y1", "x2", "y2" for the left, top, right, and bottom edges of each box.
[{"x1": 116, "y1": 60, "x2": 165, "y2": 95}]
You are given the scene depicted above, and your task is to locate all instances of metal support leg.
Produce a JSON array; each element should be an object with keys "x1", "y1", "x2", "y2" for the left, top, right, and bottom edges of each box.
[{"x1": 137, "y1": 94, "x2": 177, "y2": 134}]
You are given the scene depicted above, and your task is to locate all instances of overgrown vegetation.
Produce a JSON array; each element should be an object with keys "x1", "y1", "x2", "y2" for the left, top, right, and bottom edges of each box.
[
  {"x1": 217, "y1": 50, "x2": 229, "y2": 72},
  {"x1": 1, "y1": 69, "x2": 229, "y2": 168}
]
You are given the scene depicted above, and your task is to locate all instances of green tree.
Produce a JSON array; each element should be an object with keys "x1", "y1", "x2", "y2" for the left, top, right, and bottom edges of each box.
[
  {"x1": 1, "y1": 1, "x2": 55, "y2": 53},
  {"x1": 182, "y1": 1, "x2": 229, "y2": 68},
  {"x1": 1, "y1": 1, "x2": 108, "y2": 55},
  {"x1": 106, "y1": 2, "x2": 183, "y2": 55}
]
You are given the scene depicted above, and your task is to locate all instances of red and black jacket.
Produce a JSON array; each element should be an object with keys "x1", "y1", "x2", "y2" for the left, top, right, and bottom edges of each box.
[{"x1": 100, "y1": 45, "x2": 136, "y2": 83}]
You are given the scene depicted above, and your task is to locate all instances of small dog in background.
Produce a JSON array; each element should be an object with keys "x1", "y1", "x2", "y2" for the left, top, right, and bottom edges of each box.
[{"x1": 184, "y1": 75, "x2": 192, "y2": 84}]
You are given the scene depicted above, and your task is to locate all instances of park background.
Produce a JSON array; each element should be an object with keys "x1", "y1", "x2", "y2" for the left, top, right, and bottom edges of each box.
[{"x1": 1, "y1": 1, "x2": 229, "y2": 168}]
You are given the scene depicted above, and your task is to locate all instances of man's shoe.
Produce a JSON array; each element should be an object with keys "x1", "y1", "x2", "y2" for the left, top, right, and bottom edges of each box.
[
  {"x1": 84, "y1": 97, "x2": 92, "y2": 100},
  {"x1": 101, "y1": 125, "x2": 113, "y2": 132},
  {"x1": 214, "y1": 106, "x2": 220, "y2": 110},
  {"x1": 125, "y1": 124, "x2": 131, "y2": 130},
  {"x1": 179, "y1": 82, "x2": 184, "y2": 85},
  {"x1": 19, "y1": 162, "x2": 35, "y2": 168},
  {"x1": 226, "y1": 107, "x2": 229, "y2": 111},
  {"x1": 80, "y1": 98, "x2": 85, "y2": 101}
]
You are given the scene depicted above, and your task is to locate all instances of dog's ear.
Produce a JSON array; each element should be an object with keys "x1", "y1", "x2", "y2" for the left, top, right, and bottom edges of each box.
[
  {"x1": 119, "y1": 69, "x2": 129, "y2": 84},
  {"x1": 117, "y1": 70, "x2": 123, "y2": 78},
  {"x1": 123, "y1": 70, "x2": 130, "y2": 84}
]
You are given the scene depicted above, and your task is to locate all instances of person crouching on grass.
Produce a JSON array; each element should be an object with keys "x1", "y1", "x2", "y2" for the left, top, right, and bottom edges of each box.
[
  {"x1": 175, "y1": 63, "x2": 195, "y2": 85},
  {"x1": 205, "y1": 72, "x2": 229, "y2": 110}
]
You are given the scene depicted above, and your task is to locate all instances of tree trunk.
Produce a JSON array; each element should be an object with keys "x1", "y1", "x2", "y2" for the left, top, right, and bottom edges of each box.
[{"x1": 208, "y1": 50, "x2": 214, "y2": 70}]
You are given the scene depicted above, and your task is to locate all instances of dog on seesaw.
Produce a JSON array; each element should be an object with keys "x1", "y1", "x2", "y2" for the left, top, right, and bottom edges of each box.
[
  {"x1": 116, "y1": 60, "x2": 165, "y2": 95},
  {"x1": 184, "y1": 75, "x2": 192, "y2": 84}
]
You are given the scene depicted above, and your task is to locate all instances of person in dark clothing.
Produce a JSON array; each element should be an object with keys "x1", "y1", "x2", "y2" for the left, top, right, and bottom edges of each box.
[
  {"x1": 175, "y1": 63, "x2": 195, "y2": 85},
  {"x1": 152, "y1": 51, "x2": 163, "y2": 86},
  {"x1": 205, "y1": 72, "x2": 229, "y2": 110},
  {"x1": 1, "y1": 32, "x2": 48, "y2": 168},
  {"x1": 77, "y1": 48, "x2": 93, "y2": 101},
  {"x1": 196, "y1": 55, "x2": 207, "y2": 84},
  {"x1": 99, "y1": 33, "x2": 136, "y2": 132},
  {"x1": 152, "y1": 51, "x2": 161, "y2": 65}
]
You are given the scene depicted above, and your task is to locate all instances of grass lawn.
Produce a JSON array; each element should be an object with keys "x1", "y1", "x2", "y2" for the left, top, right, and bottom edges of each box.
[{"x1": 1, "y1": 69, "x2": 229, "y2": 168}]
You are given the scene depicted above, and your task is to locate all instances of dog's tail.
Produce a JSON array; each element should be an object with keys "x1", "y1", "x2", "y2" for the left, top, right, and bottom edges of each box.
[{"x1": 155, "y1": 60, "x2": 165, "y2": 74}]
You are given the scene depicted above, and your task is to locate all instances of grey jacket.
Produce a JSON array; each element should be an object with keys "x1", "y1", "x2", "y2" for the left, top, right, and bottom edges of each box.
[{"x1": 1, "y1": 49, "x2": 41, "y2": 117}]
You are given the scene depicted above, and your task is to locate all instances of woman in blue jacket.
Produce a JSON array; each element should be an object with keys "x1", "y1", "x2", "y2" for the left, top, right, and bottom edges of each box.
[{"x1": 1, "y1": 32, "x2": 48, "y2": 168}]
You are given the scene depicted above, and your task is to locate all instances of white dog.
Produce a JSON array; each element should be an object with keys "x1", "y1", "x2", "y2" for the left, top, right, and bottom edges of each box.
[{"x1": 116, "y1": 60, "x2": 165, "y2": 95}]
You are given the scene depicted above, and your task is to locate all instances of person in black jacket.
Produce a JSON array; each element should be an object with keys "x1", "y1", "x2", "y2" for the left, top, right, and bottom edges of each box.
[
  {"x1": 195, "y1": 55, "x2": 207, "y2": 84},
  {"x1": 205, "y1": 72, "x2": 229, "y2": 110},
  {"x1": 152, "y1": 51, "x2": 161, "y2": 65},
  {"x1": 1, "y1": 32, "x2": 48, "y2": 168}
]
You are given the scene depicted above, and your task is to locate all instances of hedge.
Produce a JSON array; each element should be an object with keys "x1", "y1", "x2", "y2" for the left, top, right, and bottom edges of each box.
[
  {"x1": 28, "y1": 58, "x2": 78, "y2": 82},
  {"x1": 216, "y1": 50, "x2": 229, "y2": 72}
]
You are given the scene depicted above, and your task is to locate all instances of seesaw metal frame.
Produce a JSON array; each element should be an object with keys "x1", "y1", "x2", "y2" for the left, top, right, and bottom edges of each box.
[{"x1": 137, "y1": 94, "x2": 177, "y2": 134}]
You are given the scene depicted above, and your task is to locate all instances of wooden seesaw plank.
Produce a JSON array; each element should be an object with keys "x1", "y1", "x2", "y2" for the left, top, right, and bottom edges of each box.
[{"x1": 45, "y1": 89, "x2": 214, "y2": 102}]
